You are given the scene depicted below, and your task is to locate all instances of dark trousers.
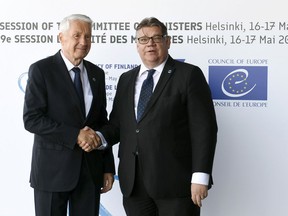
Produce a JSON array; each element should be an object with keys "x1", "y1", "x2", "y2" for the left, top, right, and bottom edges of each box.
[
  {"x1": 123, "y1": 157, "x2": 200, "y2": 216},
  {"x1": 34, "y1": 157, "x2": 100, "y2": 216}
]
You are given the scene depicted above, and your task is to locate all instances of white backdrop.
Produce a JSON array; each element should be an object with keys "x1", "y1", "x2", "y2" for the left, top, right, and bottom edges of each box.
[{"x1": 1, "y1": 0, "x2": 288, "y2": 215}]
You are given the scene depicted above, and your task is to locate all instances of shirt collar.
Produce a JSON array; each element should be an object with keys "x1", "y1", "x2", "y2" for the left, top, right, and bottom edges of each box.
[
  {"x1": 60, "y1": 50, "x2": 84, "y2": 72},
  {"x1": 139, "y1": 56, "x2": 168, "y2": 77}
]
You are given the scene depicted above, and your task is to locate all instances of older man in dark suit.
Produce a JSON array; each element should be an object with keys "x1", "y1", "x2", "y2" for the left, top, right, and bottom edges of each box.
[
  {"x1": 23, "y1": 14, "x2": 115, "y2": 216},
  {"x1": 99, "y1": 17, "x2": 217, "y2": 216}
]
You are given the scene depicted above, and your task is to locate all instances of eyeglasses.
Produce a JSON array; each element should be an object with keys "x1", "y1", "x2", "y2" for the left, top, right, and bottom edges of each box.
[{"x1": 137, "y1": 35, "x2": 167, "y2": 44}]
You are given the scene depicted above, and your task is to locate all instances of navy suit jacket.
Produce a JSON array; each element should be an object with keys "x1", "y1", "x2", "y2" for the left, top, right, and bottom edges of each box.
[
  {"x1": 100, "y1": 56, "x2": 217, "y2": 199},
  {"x1": 23, "y1": 50, "x2": 115, "y2": 192}
]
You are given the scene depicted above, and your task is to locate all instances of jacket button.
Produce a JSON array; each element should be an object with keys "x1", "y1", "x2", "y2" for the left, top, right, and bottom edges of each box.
[{"x1": 136, "y1": 129, "x2": 140, "y2": 133}]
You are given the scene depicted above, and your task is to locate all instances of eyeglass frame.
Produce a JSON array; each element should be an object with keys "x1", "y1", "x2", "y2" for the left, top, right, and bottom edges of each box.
[{"x1": 136, "y1": 35, "x2": 167, "y2": 44}]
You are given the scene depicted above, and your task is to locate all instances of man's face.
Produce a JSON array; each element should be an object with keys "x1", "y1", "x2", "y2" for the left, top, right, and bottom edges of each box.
[
  {"x1": 136, "y1": 26, "x2": 171, "y2": 68},
  {"x1": 59, "y1": 20, "x2": 92, "y2": 65}
]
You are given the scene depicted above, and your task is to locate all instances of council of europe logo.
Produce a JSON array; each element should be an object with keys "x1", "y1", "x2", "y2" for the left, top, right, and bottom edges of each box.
[{"x1": 208, "y1": 66, "x2": 268, "y2": 100}]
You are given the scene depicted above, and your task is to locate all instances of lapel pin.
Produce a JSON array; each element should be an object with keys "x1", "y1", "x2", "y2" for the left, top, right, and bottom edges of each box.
[
  {"x1": 92, "y1": 78, "x2": 96, "y2": 82},
  {"x1": 168, "y1": 70, "x2": 172, "y2": 74}
]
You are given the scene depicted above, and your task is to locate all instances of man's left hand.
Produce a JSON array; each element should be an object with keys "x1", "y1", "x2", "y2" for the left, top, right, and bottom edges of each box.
[
  {"x1": 101, "y1": 173, "x2": 114, "y2": 193},
  {"x1": 191, "y1": 183, "x2": 208, "y2": 207}
]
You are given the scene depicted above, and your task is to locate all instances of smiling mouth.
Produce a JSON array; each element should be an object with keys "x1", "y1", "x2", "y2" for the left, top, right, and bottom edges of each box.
[
  {"x1": 78, "y1": 47, "x2": 87, "y2": 50},
  {"x1": 147, "y1": 49, "x2": 156, "y2": 53}
]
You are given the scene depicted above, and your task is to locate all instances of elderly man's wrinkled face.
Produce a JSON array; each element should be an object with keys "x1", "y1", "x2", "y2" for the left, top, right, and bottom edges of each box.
[{"x1": 59, "y1": 20, "x2": 92, "y2": 65}]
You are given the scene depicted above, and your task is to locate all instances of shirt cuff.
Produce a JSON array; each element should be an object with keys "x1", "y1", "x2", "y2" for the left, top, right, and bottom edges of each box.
[
  {"x1": 191, "y1": 172, "x2": 210, "y2": 185},
  {"x1": 96, "y1": 131, "x2": 108, "y2": 150}
]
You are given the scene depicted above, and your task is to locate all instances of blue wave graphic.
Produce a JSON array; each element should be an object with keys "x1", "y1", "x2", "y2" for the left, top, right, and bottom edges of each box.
[
  {"x1": 99, "y1": 203, "x2": 113, "y2": 216},
  {"x1": 99, "y1": 175, "x2": 119, "y2": 215}
]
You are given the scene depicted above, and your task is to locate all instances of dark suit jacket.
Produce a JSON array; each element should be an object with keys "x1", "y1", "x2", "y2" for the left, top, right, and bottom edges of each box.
[
  {"x1": 23, "y1": 50, "x2": 115, "y2": 192},
  {"x1": 100, "y1": 55, "x2": 217, "y2": 199}
]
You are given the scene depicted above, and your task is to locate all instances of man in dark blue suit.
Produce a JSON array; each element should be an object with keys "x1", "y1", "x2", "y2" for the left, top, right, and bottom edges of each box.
[
  {"x1": 100, "y1": 17, "x2": 217, "y2": 216},
  {"x1": 23, "y1": 14, "x2": 115, "y2": 216}
]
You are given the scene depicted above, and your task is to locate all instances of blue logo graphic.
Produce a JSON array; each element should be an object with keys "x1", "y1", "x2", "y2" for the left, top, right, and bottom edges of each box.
[
  {"x1": 18, "y1": 72, "x2": 28, "y2": 93},
  {"x1": 208, "y1": 66, "x2": 267, "y2": 100}
]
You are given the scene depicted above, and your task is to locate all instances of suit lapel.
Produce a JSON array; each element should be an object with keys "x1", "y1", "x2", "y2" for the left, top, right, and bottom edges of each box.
[
  {"x1": 129, "y1": 66, "x2": 141, "y2": 121},
  {"x1": 53, "y1": 51, "x2": 86, "y2": 121}
]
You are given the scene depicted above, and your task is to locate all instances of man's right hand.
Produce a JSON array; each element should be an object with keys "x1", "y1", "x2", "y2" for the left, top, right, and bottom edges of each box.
[{"x1": 77, "y1": 126, "x2": 101, "y2": 152}]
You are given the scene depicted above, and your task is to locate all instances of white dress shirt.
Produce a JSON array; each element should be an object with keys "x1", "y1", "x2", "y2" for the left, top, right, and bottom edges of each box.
[{"x1": 60, "y1": 51, "x2": 93, "y2": 117}]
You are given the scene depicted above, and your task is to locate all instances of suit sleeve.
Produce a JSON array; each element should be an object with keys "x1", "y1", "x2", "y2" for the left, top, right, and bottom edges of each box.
[
  {"x1": 98, "y1": 74, "x2": 124, "y2": 146},
  {"x1": 187, "y1": 66, "x2": 217, "y2": 174},
  {"x1": 95, "y1": 67, "x2": 116, "y2": 174},
  {"x1": 23, "y1": 63, "x2": 79, "y2": 149}
]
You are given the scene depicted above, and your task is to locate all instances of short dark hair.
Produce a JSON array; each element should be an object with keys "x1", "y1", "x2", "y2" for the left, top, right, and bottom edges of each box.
[{"x1": 136, "y1": 17, "x2": 168, "y2": 36}]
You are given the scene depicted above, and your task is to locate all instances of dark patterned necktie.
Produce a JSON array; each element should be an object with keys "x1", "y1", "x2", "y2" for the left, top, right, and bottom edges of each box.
[
  {"x1": 137, "y1": 69, "x2": 156, "y2": 122},
  {"x1": 72, "y1": 67, "x2": 85, "y2": 116}
]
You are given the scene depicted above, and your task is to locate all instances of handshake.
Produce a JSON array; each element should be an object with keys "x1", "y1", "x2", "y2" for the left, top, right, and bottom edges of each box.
[{"x1": 77, "y1": 126, "x2": 102, "y2": 152}]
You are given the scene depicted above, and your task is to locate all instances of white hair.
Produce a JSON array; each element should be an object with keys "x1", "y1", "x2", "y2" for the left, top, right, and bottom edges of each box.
[{"x1": 59, "y1": 14, "x2": 93, "y2": 32}]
